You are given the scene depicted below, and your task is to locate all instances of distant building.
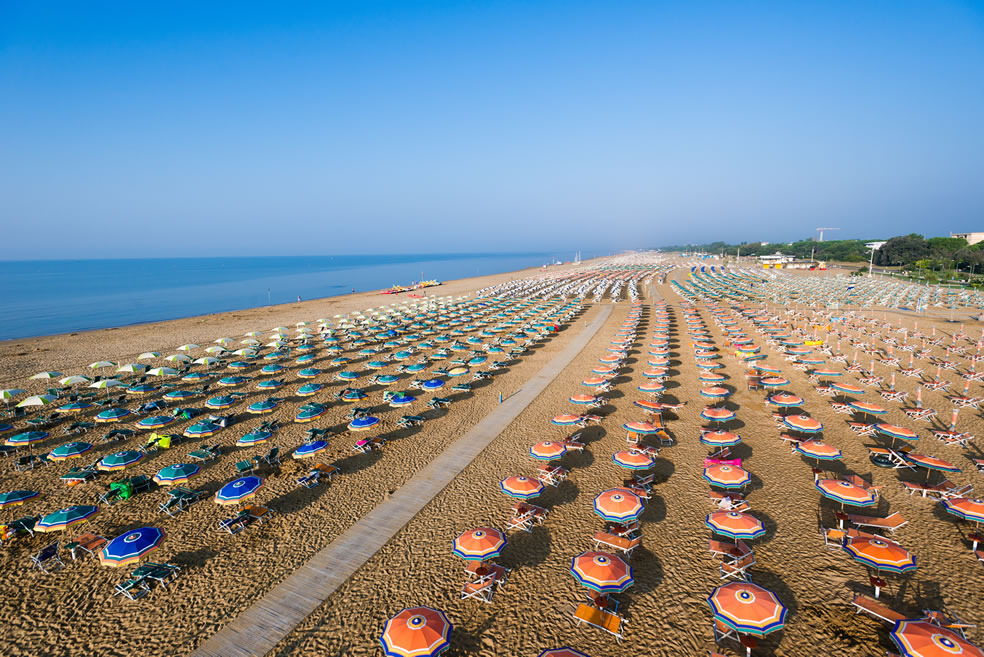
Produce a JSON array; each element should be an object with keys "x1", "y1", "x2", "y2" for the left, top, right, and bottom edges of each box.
[{"x1": 951, "y1": 232, "x2": 984, "y2": 245}]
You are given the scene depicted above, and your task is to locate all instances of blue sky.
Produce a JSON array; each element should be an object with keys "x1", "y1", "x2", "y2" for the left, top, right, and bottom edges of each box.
[{"x1": 2, "y1": 1, "x2": 983, "y2": 258}]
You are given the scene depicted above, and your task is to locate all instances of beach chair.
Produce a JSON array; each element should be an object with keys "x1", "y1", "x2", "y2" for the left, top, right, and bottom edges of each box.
[
  {"x1": 868, "y1": 447, "x2": 912, "y2": 469},
  {"x1": 131, "y1": 562, "x2": 181, "y2": 589},
  {"x1": 188, "y1": 445, "x2": 220, "y2": 462},
  {"x1": 571, "y1": 603, "x2": 626, "y2": 643},
  {"x1": 593, "y1": 531, "x2": 641, "y2": 557},
  {"x1": 709, "y1": 538, "x2": 753, "y2": 562},
  {"x1": 159, "y1": 487, "x2": 203, "y2": 516},
  {"x1": 114, "y1": 576, "x2": 152, "y2": 600},
  {"x1": 64, "y1": 533, "x2": 108, "y2": 560},
  {"x1": 234, "y1": 460, "x2": 256, "y2": 476},
  {"x1": 312, "y1": 463, "x2": 340, "y2": 480},
  {"x1": 821, "y1": 527, "x2": 848, "y2": 549},
  {"x1": 852, "y1": 594, "x2": 907, "y2": 624},
  {"x1": 31, "y1": 542, "x2": 65, "y2": 574},
  {"x1": 720, "y1": 553, "x2": 755, "y2": 581},
  {"x1": 710, "y1": 490, "x2": 749, "y2": 512},
  {"x1": 129, "y1": 475, "x2": 153, "y2": 494},
  {"x1": 843, "y1": 512, "x2": 908, "y2": 535},
  {"x1": 260, "y1": 447, "x2": 280, "y2": 467},
  {"x1": 903, "y1": 407, "x2": 936, "y2": 421},
  {"x1": 245, "y1": 505, "x2": 273, "y2": 524},
  {"x1": 15, "y1": 455, "x2": 36, "y2": 471},
  {"x1": 922, "y1": 610, "x2": 977, "y2": 638},
  {"x1": 460, "y1": 564, "x2": 508, "y2": 603},
  {"x1": 901, "y1": 479, "x2": 956, "y2": 498},
  {"x1": 507, "y1": 508, "x2": 535, "y2": 533},
  {"x1": 218, "y1": 512, "x2": 250, "y2": 534}
]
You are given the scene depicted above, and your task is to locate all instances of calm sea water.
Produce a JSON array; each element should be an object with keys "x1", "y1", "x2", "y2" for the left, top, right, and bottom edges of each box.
[{"x1": 0, "y1": 253, "x2": 557, "y2": 340}]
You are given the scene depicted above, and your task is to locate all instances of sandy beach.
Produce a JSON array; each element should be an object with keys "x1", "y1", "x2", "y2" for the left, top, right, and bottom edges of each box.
[{"x1": 2, "y1": 259, "x2": 983, "y2": 657}]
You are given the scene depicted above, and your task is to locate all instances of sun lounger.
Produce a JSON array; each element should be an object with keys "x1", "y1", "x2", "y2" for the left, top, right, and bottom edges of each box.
[
  {"x1": 720, "y1": 553, "x2": 755, "y2": 581},
  {"x1": 868, "y1": 447, "x2": 913, "y2": 469},
  {"x1": 830, "y1": 403, "x2": 853, "y2": 414},
  {"x1": 593, "y1": 531, "x2": 642, "y2": 556},
  {"x1": 131, "y1": 562, "x2": 180, "y2": 589},
  {"x1": 922, "y1": 610, "x2": 977, "y2": 638},
  {"x1": 218, "y1": 513, "x2": 250, "y2": 534},
  {"x1": 852, "y1": 594, "x2": 907, "y2": 624},
  {"x1": 64, "y1": 533, "x2": 107, "y2": 560},
  {"x1": 903, "y1": 407, "x2": 936, "y2": 421},
  {"x1": 848, "y1": 422, "x2": 876, "y2": 436},
  {"x1": 31, "y1": 542, "x2": 65, "y2": 574},
  {"x1": 234, "y1": 460, "x2": 256, "y2": 476},
  {"x1": 572, "y1": 603, "x2": 626, "y2": 642},
  {"x1": 709, "y1": 491, "x2": 749, "y2": 511},
  {"x1": 709, "y1": 539, "x2": 753, "y2": 563},
  {"x1": 511, "y1": 502, "x2": 548, "y2": 526},
  {"x1": 244, "y1": 505, "x2": 273, "y2": 524},
  {"x1": 901, "y1": 479, "x2": 965, "y2": 498},
  {"x1": 188, "y1": 445, "x2": 220, "y2": 462},
  {"x1": 842, "y1": 512, "x2": 908, "y2": 534},
  {"x1": 460, "y1": 564, "x2": 508, "y2": 602},
  {"x1": 158, "y1": 487, "x2": 203, "y2": 516},
  {"x1": 114, "y1": 576, "x2": 151, "y2": 600}
]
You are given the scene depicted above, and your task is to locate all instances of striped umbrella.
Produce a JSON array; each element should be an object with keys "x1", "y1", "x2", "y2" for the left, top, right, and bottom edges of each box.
[
  {"x1": 571, "y1": 551, "x2": 633, "y2": 594},
  {"x1": 794, "y1": 440, "x2": 843, "y2": 462},
  {"x1": 942, "y1": 497, "x2": 984, "y2": 525},
  {"x1": 530, "y1": 441, "x2": 567, "y2": 460},
  {"x1": 570, "y1": 394, "x2": 601, "y2": 405},
  {"x1": 206, "y1": 395, "x2": 239, "y2": 409},
  {"x1": 849, "y1": 401, "x2": 887, "y2": 417},
  {"x1": 217, "y1": 376, "x2": 248, "y2": 387},
  {"x1": 17, "y1": 394, "x2": 57, "y2": 407},
  {"x1": 703, "y1": 464, "x2": 751, "y2": 489},
  {"x1": 843, "y1": 536, "x2": 916, "y2": 574},
  {"x1": 637, "y1": 382, "x2": 666, "y2": 394},
  {"x1": 581, "y1": 377, "x2": 608, "y2": 387},
  {"x1": 56, "y1": 401, "x2": 92, "y2": 414},
  {"x1": 292, "y1": 440, "x2": 329, "y2": 459},
  {"x1": 7, "y1": 430, "x2": 50, "y2": 446},
  {"x1": 593, "y1": 489, "x2": 644, "y2": 523},
  {"x1": 297, "y1": 383, "x2": 323, "y2": 396},
  {"x1": 237, "y1": 429, "x2": 272, "y2": 446},
  {"x1": 705, "y1": 510, "x2": 765, "y2": 540},
  {"x1": 551, "y1": 414, "x2": 583, "y2": 426},
  {"x1": 340, "y1": 389, "x2": 368, "y2": 402},
  {"x1": 295, "y1": 404, "x2": 328, "y2": 423},
  {"x1": 612, "y1": 450, "x2": 654, "y2": 470},
  {"x1": 137, "y1": 415, "x2": 175, "y2": 430},
  {"x1": 831, "y1": 383, "x2": 865, "y2": 395},
  {"x1": 700, "y1": 430, "x2": 742, "y2": 447},
  {"x1": 349, "y1": 416, "x2": 381, "y2": 431},
  {"x1": 98, "y1": 450, "x2": 144, "y2": 471},
  {"x1": 707, "y1": 582, "x2": 788, "y2": 637},
  {"x1": 758, "y1": 377, "x2": 790, "y2": 388},
  {"x1": 0, "y1": 489, "x2": 41, "y2": 508},
  {"x1": 36, "y1": 505, "x2": 100, "y2": 532},
  {"x1": 388, "y1": 393, "x2": 416, "y2": 407},
  {"x1": 700, "y1": 386, "x2": 731, "y2": 400},
  {"x1": 379, "y1": 606, "x2": 452, "y2": 657},
  {"x1": 499, "y1": 476, "x2": 543, "y2": 499},
  {"x1": 623, "y1": 421, "x2": 659, "y2": 435},
  {"x1": 767, "y1": 393, "x2": 804, "y2": 408},
  {"x1": 247, "y1": 399, "x2": 279, "y2": 414},
  {"x1": 153, "y1": 463, "x2": 200, "y2": 485},
  {"x1": 815, "y1": 479, "x2": 876, "y2": 507},
  {"x1": 48, "y1": 441, "x2": 93, "y2": 461},
  {"x1": 890, "y1": 620, "x2": 984, "y2": 657},
  {"x1": 634, "y1": 399, "x2": 663, "y2": 412},
  {"x1": 183, "y1": 421, "x2": 221, "y2": 438},
  {"x1": 700, "y1": 407, "x2": 736, "y2": 424},
  {"x1": 452, "y1": 527, "x2": 506, "y2": 561},
  {"x1": 215, "y1": 476, "x2": 264, "y2": 505},
  {"x1": 298, "y1": 368, "x2": 322, "y2": 378},
  {"x1": 99, "y1": 527, "x2": 166, "y2": 567},
  {"x1": 95, "y1": 408, "x2": 131, "y2": 423},
  {"x1": 257, "y1": 379, "x2": 284, "y2": 390},
  {"x1": 874, "y1": 424, "x2": 918, "y2": 443},
  {"x1": 903, "y1": 453, "x2": 960, "y2": 473},
  {"x1": 782, "y1": 415, "x2": 823, "y2": 434},
  {"x1": 163, "y1": 390, "x2": 197, "y2": 401}
]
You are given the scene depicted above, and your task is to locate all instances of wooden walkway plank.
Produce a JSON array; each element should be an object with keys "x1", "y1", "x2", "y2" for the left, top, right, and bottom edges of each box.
[{"x1": 189, "y1": 305, "x2": 613, "y2": 657}]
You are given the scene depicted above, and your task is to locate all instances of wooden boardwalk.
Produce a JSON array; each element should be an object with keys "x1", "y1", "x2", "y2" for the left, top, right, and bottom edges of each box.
[{"x1": 189, "y1": 305, "x2": 613, "y2": 657}]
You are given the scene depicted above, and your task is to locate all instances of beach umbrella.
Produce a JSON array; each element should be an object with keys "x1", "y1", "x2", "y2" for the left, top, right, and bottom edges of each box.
[
  {"x1": 700, "y1": 407, "x2": 736, "y2": 424},
  {"x1": 99, "y1": 527, "x2": 166, "y2": 567},
  {"x1": 452, "y1": 527, "x2": 506, "y2": 561},
  {"x1": 182, "y1": 372, "x2": 210, "y2": 382},
  {"x1": 126, "y1": 383, "x2": 157, "y2": 395},
  {"x1": 6, "y1": 430, "x2": 49, "y2": 446},
  {"x1": 538, "y1": 650, "x2": 589, "y2": 657},
  {"x1": 217, "y1": 376, "x2": 248, "y2": 386},
  {"x1": 36, "y1": 505, "x2": 100, "y2": 532},
  {"x1": 612, "y1": 450, "x2": 654, "y2": 470},
  {"x1": 0, "y1": 423, "x2": 12, "y2": 434},
  {"x1": 831, "y1": 383, "x2": 864, "y2": 395},
  {"x1": 815, "y1": 479, "x2": 876, "y2": 507},
  {"x1": 257, "y1": 378, "x2": 284, "y2": 390},
  {"x1": 89, "y1": 361, "x2": 117, "y2": 369},
  {"x1": 752, "y1": 365, "x2": 782, "y2": 374},
  {"x1": 700, "y1": 430, "x2": 742, "y2": 447},
  {"x1": 297, "y1": 367, "x2": 321, "y2": 378},
  {"x1": 348, "y1": 416, "x2": 381, "y2": 431},
  {"x1": 849, "y1": 401, "x2": 887, "y2": 417},
  {"x1": 153, "y1": 463, "x2": 200, "y2": 485},
  {"x1": 782, "y1": 415, "x2": 823, "y2": 434},
  {"x1": 0, "y1": 389, "x2": 26, "y2": 406},
  {"x1": 247, "y1": 399, "x2": 279, "y2": 414},
  {"x1": 767, "y1": 393, "x2": 804, "y2": 408},
  {"x1": 890, "y1": 619, "x2": 984, "y2": 657},
  {"x1": 843, "y1": 535, "x2": 917, "y2": 574},
  {"x1": 56, "y1": 401, "x2": 92, "y2": 413},
  {"x1": 379, "y1": 606, "x2": 452, "y2": 657},
  {"x1": 758, "y1": 377, "x2": 789, "y2": 388},
  {"x1": 703, "y1": 464, "x2": 752, "y2": 489},
  {"x1": 205, "y1": 395, "x2": 238, "y2": 410},
  {"x1": 376, "y1": 374, "x2": 400, "y2": 385},
  {"x1": 164, "y1": 354, "x2": 192, "y2": 363},
  {"x1": 941, "y1": 497, "x2": 984, "y2": 526},
  {"x1": 707, "y1": 582, "x2": 788, "y2": 637},
  {"x1": 136, "y1": 415, "x2": 175, "y2": 430},
  {"x1": 236, "y1": 429, "x2": 272, "y2": 446},
  {"x1": 147, "y1": 367, "x2": 178, "y2": 377},
  {"x1": 904, "y1": 453, "x2": 960, "y2": 474},
  {"x1": 163, "y1": 390, "x2": 196, "y2": 401},
  {"x1": 637, "y1": 382, "x2": 666, "y2": 394},
  {"x1": 116, "y1": 363, "x2": 148, "y2": 374},
  {"x1": 593, "y1": 489, "x2": 644, "y2": 523},
  {"x1": 30, "y1": 371, "x2": 63, "y2": 380},
  {"x1": 17, "y1": 394, "x2": 57, "y2": 408},
  {"x1": 340, "y1": 389, "x2": 367, "y2": 402},
  {"x1": 499, "y1": 476, "x2": 543, "y2": 499},
  {"x1": 215, "y1": 476, "x2": 264, "y2": 505},
  {"x1": 0, "y1": 489, "x2": 41, "y2": 508},
  {"x1": 705, "y1": 510, "x2": 765, "y2": 540},
  {"x1": 699, "y1": 373, "x2": 727, "y2": 383},
  {"x1": 184, "y1": 421, "x2": 221, "y2": 438},
  {"x1": 795, "y1": 440, "x2": 843, "y2": 462},
  {"x1": 295, "y1": 404, "x2": 327, "y2": 422},
  {"x1": 530, "y1": 441, "x2": 567, "y2": 460},
  {"x1": 204, "y1": 346, "x2": 228, "y2": 355},
  {"x1": 194, "y1": 357, "x2": 220, "y2": 369},
  {"x1": 421, "y1": 379, "x2": 445, "y2": 391},
  {"x1": 177, "y1": 344, "x2": 200, "y2": 351},
  {"x1": 137, "y1": 352, "x2": 161, "y2": 360},
  {"x1": 292, "y1": 440, "x2": 329, "y2": 459},
  {"x1": 297, "y1": 383, "x2": 323, "y2": 396},
  {"x1": 570, "y1": 551, "x2": 633, "y2": 593},
  {"x1": 48, "y1": 441, "x2": 93, "y2": 461},
  {"x1": 700, "y1": 386, "x2": 731, "y2": 400},
  {"x1": 98, "y1": 450, "x2": 144, "y2": 471},
  {"x1": 58, "y1": 375, "x2": 91, "y2": 387},
  {"x1": 623, "y1": 421, "x2": 659, "y2": 435},
  {"x1": 874, "y1": 424, "x2": 918, "y2": 444},
  {"x1": 88, "y1": 379, "x2": 124, "y2": 392},
  {"x1": 551, "y1": 414, "x2": 583, "y2": 426}
]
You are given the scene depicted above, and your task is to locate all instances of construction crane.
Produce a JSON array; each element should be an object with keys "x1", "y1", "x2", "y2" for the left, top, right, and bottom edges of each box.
[{"x1": 816, "y1": 227, "x2": 840, "y2": 242}]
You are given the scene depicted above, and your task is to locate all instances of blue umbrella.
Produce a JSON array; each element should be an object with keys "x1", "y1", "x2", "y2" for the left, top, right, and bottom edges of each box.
[
  {"x1": 138, "y1": 415, "x2": 175, "y2": 429},
  {"x1": 256, "y1": 379, "x2": 284, "y2": 390},
  {"x1": 0, "y1": 489, "x2": 41, "y2": 508},
  {"x1": 388, "y1": 393, "x2": 416, "y2": 407},
  {"x1": 7, "y1": 431, "x2": 49, "y2": 446},
  {"x1": 163, "y1": 390, "x2": 197, "y2": 401},
  {"x1": 215, "y1": 476, "x2": 264, "y2": 505},
  {"x1": 217, "y1": 376, "x2": 248, "y2": 387},
  {"x1": 247, "y1": 399, "x2": 279, "y2": 414},
  {"x1": 292, "y1": 440, "x2": 329, "y2": 459},
  {"x1": 153, "y1": 463, "x2": 200, "y2": 484},
  {"x1": 261, "y1": 364, "x2": 285, "y2": 374},
  {"x1": 295, "y1": 354, "x2": 317, "y2": 364},
  {"x1": 95, "y1": 408, "x2": 132, "y2": 423},
  {"x1": 405, "y1": 363, "x2": 427, "y2": 374},
  {"x1": 348, "y1": 416, "x2": 380, "y2": 431},
  {"x1": 237, "y1": 429, "x2": 272, "y2": 446},
  {"x1": 184, "y1": 421, "x2": 221, "y2": 438},
  {"x1": 49, "y1": 441, "x2": 93, "y2": 461},
  {"x1": 339, "y1": 389, "x2": 367, "y2": 402},
  {"x1": 297, "y1": 368, "x2": 321, "y2": 378},
  {"x1": 376, "y1": 374, "x2": 400, "y2": 385},
  {"x1": 99, "y1": 527, "x2": 166, "y2": 567},
  {"x1": 206, "y1": 395, "x2": 239, "y2": 409},
  {"x1": 422, "y1": 379, "x2": 445, "y2": 391},
  {"x1": 297, "y1": 383, "x2": 323, "y2": 396}
]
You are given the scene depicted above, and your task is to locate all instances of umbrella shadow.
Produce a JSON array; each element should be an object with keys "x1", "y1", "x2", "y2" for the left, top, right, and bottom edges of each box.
[
  {"x1": 566, "y1": 448, "x2": 594, "y2": 470},
  {"x1": 753, "y1": 567, "x2": 801, "y2": 616},
  {"x1": 448, "y1": 609, "x2": 499, "y2": 655},
  {"x1": 750, "y1": 508, "x2": 779, "y2": 544},
  {"x1": 650, "y1": 457, "x2": 675, "y2": 484},
  {"x1": 542, "y1": 479, "x2": 579, "y2": 510},
  {"x1": 500, "y1": 524, "x2": 552, "y2": 570},
  {"x1": 331, "y1": 447, "x2": 384, "y2": 475},
  {"x1": 641, "y1": 493, "x2": 666, "y2": 524},
  {"x1": 170, "y1": 546, "x2": 219, "y2": 568},
  {"x1": 266, "y1": 477, "x2": 333, "y2": 514}
]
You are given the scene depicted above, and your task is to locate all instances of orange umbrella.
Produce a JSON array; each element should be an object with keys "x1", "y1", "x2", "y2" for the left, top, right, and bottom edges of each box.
[
  {"x1": 379, "y1": 607, "x2": 452, "y2": 657},
  {"x1": 570, "y1": 551, "x2": 633, "y2": 593},
  {"x1": 891, "y1": 619, "x2": 984, "y2": 657},
  {"x1": 538, "y1": 650, "x2": 590, "y2": 657},
  {"x1": 452, "y1": 528, "x2": 506, "y2": 561},
  {"x1": 815, "y1": 479, "x2": 876, "y2": 507},
  {"x1": 843, "y1": 535, "x2": 916, "y2": 574},
  {"x1": 612, "y1": 450, "x2": 654, "y2": 470},
  {"x1": 707, "y1": 582, "x2": 788, "y2": 636},
  {"x1": 702, "y1": 464, "x2": 751, "y2": 489},
  {"x1": 705, "y1": 510, "x2": 765, "y2": 540},
  {"x1": 593, "y1": 489, "x2": 644, "y2": 523},
  {"x1": 530, "y1": 441, "x2": 567, "y2": 460}
]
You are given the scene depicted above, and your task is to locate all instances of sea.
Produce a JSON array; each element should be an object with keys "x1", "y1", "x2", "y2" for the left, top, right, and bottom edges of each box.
[{"x1": 0, "y1": 252, "x2": 561, "y2": 341}]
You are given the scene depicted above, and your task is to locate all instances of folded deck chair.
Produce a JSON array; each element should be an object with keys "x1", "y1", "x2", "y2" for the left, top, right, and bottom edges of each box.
[
  {"x1": 31, "y1": 542, "x2": 65, "y2": 574},
  {"x1": 572, "y1": 603, "x2": 626, "y2": 643},
  {"x1": 132, "y1": 562, "x2": 180, "y2": 588},
  {"x1": 245, "y1": 505, "x2": 273, "y2": 524},
  {"x1": 234, "y1": 460, "x2": 255, "y2": 476}
]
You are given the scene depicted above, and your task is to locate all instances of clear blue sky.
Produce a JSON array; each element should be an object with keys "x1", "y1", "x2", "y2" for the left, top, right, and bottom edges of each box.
[{"x1": 2, "y1": 1, "x2": 983, "y2": 259}]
